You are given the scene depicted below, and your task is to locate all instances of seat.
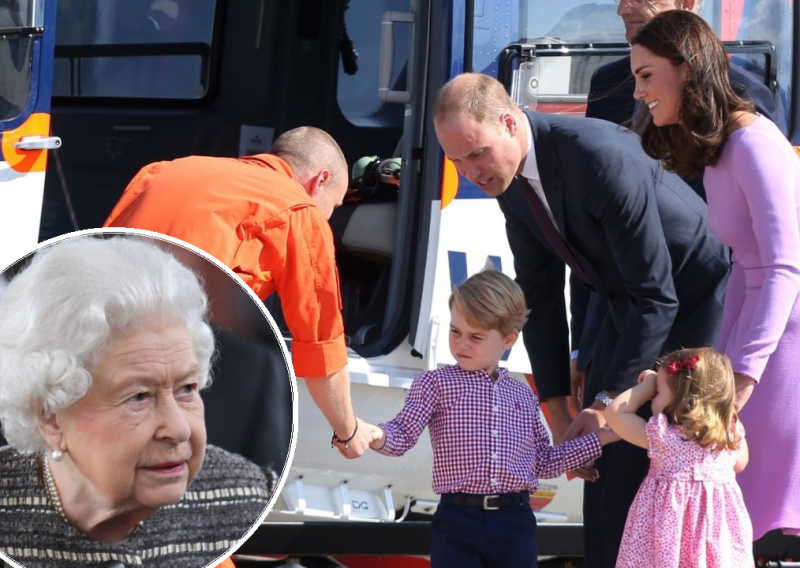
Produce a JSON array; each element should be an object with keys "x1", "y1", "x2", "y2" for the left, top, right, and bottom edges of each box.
[{"x1": 330, "y1": 156, "x2": 400, "y2": 260}]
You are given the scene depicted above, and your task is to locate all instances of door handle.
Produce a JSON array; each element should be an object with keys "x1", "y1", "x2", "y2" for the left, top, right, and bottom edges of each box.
[{"x1": 14, "y1": 136, "x2": 62, "y2": 150}]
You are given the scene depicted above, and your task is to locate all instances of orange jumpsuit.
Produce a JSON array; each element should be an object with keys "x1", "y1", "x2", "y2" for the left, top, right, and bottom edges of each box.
[{"x1": 104, "y1": 154, "x2": 346, "y2": 378}]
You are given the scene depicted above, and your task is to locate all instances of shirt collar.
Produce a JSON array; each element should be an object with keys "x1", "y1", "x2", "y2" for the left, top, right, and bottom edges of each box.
[
  {"x1": 519, "y1": 117, "x2": 540, "y2": 182},
  {"x1": 455, "y1": 365, "x2": 511, "y2": 383}
]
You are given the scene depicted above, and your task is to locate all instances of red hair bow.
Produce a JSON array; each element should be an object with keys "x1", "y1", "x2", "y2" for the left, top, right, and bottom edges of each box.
[{"x1": 666, "y1": 355, "x2": 699, "y2": 375}]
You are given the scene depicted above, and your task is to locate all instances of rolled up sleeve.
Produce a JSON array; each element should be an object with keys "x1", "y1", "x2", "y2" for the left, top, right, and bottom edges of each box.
[{"x1": 266, "y1": 206, "x2": 347, "y2": 378}]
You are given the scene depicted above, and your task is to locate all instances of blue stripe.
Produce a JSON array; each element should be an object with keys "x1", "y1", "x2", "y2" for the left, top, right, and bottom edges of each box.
[
  {"x1": 455, "y1": 179, "x2": 494, "y2": 199},
  {"x1": 448, "y1": 251, "x2": 468, "y2": 291},
  {"x1": 447, "y1": 251, "x2": 511, "y2": 362}
]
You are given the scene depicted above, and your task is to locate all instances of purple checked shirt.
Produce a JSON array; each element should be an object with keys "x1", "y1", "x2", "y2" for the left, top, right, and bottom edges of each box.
[{"x1": 377, "y1": 365, "x2": 602, "y2": 494}]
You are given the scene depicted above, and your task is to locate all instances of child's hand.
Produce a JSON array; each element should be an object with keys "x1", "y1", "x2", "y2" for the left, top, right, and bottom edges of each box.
[
  {"x1": 367, "y1": 422, "x2": 387, "y2": 451},
  {"x1": 570, "y1": 427, "x2": 622, "y2": 482},
  {"x1": 635, "y1": 369, "x2": 658, "y2": 399},
  {"x1": 569, "y1": 464, "x2": 599, "y2": 482},
  {"x1": 561, "y1": 409, "x2": 604, "y2": 482},
  {"x1": 332, "y1": 419, "x2": 385, "y2": 459},
  {"x1": 637, "y1": 369, "x2": 656, "y2": 385}
]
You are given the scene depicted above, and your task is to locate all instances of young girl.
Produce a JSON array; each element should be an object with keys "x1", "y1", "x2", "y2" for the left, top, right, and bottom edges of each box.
[{"x1": 605, "y1": 347, "x2": 753, "y2": 568}]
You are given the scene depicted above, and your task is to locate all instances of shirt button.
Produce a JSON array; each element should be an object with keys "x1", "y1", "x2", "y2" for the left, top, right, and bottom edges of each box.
[
  {"x1": 492, "y1": 453, "x2": 498, "y2": 460},
  {"x1": 491, "y1": 478, "x2": 499, "y2": 485},
  {"x1": 492, "y1": 430, "x2": 498, "y2": 436},
  {"x1": 492, "y1": 406, "x2": 499, "y2": 413}
]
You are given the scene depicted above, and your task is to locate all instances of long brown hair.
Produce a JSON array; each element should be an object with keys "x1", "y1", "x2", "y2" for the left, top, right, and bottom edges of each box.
[
  {"x1": 631, "y1": 10, "x2": 753, "y2": 178},
  {"x1": 659, "y1": 347, "x2": 740, "y2": 451}
]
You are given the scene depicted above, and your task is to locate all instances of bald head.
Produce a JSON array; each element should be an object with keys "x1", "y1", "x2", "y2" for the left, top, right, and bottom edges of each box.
[
  {"x1": 270, "y1": 127, "x2": 348, "y2": 218},
  {"x1": 433, "y1": 72, "x2": 518, "y2": 128},
  {"x1": 271, "y1": 127, "x2": 348, "y2": 190}
]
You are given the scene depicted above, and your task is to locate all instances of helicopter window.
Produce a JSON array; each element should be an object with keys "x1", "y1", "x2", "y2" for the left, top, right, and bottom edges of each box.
[
  {"x1": 336, "y1": 0, "x2": 409, "y2": 128},
  {"x1": 52, "y1": 0, "x2": 216, "y2": 99}
]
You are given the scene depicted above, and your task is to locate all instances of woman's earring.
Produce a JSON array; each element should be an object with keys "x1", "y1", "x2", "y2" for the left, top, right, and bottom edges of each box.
[{"x1": 51, "y1": 449, "x2": 64, "y2": 462}]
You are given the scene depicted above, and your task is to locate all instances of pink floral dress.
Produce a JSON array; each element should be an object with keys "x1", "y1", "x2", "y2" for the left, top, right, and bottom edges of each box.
[{"x1": 616, "y1": 414, "x2": 753, "y2": 568}]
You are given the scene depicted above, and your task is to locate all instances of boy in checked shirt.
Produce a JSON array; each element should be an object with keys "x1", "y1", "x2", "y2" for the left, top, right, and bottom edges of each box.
[{"x1": 364, "y1": 270, "x2": 618, "y2": 567}]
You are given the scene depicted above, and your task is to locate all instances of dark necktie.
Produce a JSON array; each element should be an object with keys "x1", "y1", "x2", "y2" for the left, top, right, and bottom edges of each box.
[{"x1": 519, "y1": 177, "x2": 590, "y2": 284}]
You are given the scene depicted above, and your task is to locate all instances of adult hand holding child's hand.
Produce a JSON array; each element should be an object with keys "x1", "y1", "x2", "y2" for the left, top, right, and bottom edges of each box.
[
  {"x1": 562, "y1": 408, "x2": 609, "y2": 481},
  {"x1": 332, "y1": 418, "x2": 384, "y2": 459}
]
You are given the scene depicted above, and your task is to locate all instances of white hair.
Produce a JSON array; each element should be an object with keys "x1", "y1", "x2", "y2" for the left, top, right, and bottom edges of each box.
[{"x1": 0, "y1": 236, "x2": 215, "y2": 453}]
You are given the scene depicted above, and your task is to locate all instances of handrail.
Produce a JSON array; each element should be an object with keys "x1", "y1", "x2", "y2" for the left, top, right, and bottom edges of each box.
[
  {"x1": 498, "y1": 40, "x2": 777, "y2": 96},
  {"x1": 378, "y1": 11, "x2": 414, "y2": 104},
  {"x1": 0, "y1": 26, "x2": 42, "y2": 38},
  {"x1": 53, "y1": 42, "x2": 211, "y2": 98}
]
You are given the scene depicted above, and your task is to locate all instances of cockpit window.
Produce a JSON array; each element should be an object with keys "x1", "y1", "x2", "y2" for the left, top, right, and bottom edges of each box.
[
  {"x1": 336, "y1": 0, "x2": 409, "y2": 127},
  {"x1": 52, "y1": 0, "x2": 217, "y2": 99},
  {"x1": 0, "y1": 0, "x2": 41, "y2": 121}
]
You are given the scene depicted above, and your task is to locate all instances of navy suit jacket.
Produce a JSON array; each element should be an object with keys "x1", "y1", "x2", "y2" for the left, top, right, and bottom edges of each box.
[{"x1": 498, "y1": 112, "x2": 730, "y2": 402}]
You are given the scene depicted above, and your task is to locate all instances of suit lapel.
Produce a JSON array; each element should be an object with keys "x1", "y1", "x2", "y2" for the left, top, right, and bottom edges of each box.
[
  {"x1": 510, "y1": 176, "x2": 546, "y2": 242},
  {"x1": 523, "y1": 112, "x2": 600, "y2": 291}
]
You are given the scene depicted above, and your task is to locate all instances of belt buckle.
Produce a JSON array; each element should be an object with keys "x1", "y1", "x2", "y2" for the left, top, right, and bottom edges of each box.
[{"x1": 483, "y1": 495, "x2": 500, "y2": 510}]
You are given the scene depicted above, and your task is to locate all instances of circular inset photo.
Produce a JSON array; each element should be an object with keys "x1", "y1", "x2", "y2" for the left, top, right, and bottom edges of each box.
[{"x1": 0, "y1": 228, "x2": 296, "y2": 568}]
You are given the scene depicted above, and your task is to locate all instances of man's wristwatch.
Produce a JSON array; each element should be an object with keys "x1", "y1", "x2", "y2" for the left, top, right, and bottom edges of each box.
[{"x1": 595, "y1": 392, "x2": 614, "y2": 407}]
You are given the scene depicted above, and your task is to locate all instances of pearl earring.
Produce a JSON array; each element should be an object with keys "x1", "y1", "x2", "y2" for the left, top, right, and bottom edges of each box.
[{"x1": 51, "y1": 449, "x2": 64, "y2": 462}]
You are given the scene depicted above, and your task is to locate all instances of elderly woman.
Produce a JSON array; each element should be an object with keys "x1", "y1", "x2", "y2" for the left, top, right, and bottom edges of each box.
[{"x1": 0, "y1": 235, "x2": 273, "y2": 567}]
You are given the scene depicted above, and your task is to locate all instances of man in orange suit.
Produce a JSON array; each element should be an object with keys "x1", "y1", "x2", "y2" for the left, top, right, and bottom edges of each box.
[{"x1": 105, "y1": 126, "x2": 374, "y2": 457}]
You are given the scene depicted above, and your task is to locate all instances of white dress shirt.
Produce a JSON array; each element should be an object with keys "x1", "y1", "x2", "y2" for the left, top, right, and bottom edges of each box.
[{"x1": 519, "y1": 117, "x2": 558, "y2": 227}]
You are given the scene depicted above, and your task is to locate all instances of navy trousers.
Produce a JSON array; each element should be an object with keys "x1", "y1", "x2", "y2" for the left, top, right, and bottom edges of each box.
[{"x1": 430, "y1": 500, "x2": 538, "y2": 567}]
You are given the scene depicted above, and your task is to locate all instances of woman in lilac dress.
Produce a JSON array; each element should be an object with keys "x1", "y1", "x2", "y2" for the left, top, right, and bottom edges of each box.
[{"x1": 629, "y1": 10, "x2": 800, "y2": 542}]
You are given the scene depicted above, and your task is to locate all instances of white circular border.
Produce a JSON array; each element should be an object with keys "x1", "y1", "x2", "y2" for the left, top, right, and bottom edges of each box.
[{"x1": 0, "y1": 227, "x2": 299, "y2": 568}]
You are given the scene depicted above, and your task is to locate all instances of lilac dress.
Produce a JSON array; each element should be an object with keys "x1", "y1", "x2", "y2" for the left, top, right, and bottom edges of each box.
[{"x1": 704, "y1": 115, "x2": 800, "y2": 539}]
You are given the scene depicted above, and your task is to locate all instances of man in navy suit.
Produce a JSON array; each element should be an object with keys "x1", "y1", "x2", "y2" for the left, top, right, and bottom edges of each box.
[{"x1": 433, "y1": 73, "x2": 730, "y2": 568}]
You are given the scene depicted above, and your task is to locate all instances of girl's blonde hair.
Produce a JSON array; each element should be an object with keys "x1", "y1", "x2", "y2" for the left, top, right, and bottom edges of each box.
[
  {"x1": 448, "y1": 269, "x2": 529, "y2": 337},
  {"x1": 660, "y1": 347, "x2": 739, "y2": 451}
]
